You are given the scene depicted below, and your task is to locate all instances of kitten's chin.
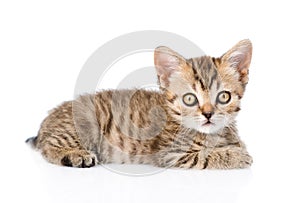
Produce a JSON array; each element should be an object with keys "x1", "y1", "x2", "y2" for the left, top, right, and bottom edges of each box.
[
  {"x1": 182, "y1": 119, "x2": 226, "y2": 134},
  {"x1": 196, "y1": 124, "x2": 224, "y2": 134}
]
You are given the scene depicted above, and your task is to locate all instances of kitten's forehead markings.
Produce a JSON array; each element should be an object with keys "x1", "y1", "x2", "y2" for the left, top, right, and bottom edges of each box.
[
  {"x1": 190, "y1": 58, "x2": 205, "y2": 90},
  {"x1": 208, "y1": 69, "x2": 217, "y2": 89},
  {"x1": 190, "y1": 57, "x2": 221, "y2": 92}
]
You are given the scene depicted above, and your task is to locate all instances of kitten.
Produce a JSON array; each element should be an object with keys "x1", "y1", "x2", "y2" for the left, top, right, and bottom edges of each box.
[{"x1": 26, "y1": 40, "x2": 253, "y2": 169}]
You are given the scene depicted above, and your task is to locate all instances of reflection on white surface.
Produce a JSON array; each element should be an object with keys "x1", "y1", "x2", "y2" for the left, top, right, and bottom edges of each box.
[{"x1": 44, "y1": 168, "x2": 252, "y2": 203}]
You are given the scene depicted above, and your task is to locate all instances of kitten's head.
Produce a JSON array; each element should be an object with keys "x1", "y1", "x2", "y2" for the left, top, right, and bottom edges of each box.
[{"x1": 154, "y1": 40, "x2": 252, "y2": 134}]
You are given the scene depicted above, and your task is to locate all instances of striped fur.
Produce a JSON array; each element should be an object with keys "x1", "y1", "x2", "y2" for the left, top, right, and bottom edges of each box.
[{"x1": 27, "y1": 39, "x2": 253, "y2": 169}]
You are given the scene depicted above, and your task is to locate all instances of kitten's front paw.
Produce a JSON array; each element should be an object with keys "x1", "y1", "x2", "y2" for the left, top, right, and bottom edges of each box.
[
  {"x1": 61, "y1": 150, "x2": 97, "y2": 168},
  {"x1": 207, "y1": 148, "x2": 253, "y2": 169},
  {"x1": 237, "y1": 152, "x2": 253, "y2": 168}
]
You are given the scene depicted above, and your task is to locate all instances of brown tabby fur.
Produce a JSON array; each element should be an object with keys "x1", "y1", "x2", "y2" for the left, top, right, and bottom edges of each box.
[{"x1": 27, "y1": 40, "x2": 253, "y2": 169}]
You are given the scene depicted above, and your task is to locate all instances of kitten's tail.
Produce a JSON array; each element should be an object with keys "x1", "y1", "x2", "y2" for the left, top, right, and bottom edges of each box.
[{"x1": 25, "y1": 136, "x2": 37, "y2": 149}]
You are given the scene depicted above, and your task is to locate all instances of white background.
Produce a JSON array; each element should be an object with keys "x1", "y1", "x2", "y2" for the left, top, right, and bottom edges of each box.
[{"x1": 1, "y1": 0, "x2": 300, "y2": 202}]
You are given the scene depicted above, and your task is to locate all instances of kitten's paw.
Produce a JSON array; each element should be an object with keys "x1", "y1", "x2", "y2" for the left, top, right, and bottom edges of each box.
[
  {"x1": 208, "y1": 148, "x2": 253, "y2": 169},
  {"x1": 61, "y1": 150, "x2": 97, "y2": 168},
  {"x1": 225, "y1": 149, "x2": 253, "y2": 169},
  {"x1": 237, "y1": 152, "x2": 253, "y2": 168}
]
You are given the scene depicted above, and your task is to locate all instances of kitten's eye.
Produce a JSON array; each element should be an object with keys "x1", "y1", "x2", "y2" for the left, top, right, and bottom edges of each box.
[
  {"x1": 182, "y1": 93, "x2": 198, "y2": 106},
  {"x1": 217, "y1": 91, "x2": 231, "y2": 104}
]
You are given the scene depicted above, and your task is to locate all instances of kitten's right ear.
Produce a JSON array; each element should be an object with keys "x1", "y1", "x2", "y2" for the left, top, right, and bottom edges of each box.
[{"x1": 154, "y1": 46, "x2": 186, "y2": 88}]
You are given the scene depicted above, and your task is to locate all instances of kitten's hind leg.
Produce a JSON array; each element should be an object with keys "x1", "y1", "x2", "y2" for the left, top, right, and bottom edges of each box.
[
  {"x1": 36, "y1": 134, "x2": 97, "y2": 168},
  {"x1": 42, "y1": 145, "x2": 97, "y2": 168}
]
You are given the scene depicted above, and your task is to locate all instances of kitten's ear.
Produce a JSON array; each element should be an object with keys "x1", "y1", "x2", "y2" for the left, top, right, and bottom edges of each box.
[
  {"x1": 220, "y1": 39, "x2": 252, "y2": 84},
  {"x1": 154, "y1": 46, "x2": 186, "y2": 88}
]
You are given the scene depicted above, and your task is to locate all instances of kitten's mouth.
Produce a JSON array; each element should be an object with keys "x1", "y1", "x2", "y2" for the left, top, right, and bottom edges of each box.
[{"x1": 202, "y1": 121, "x2": 214, "y2": 126}]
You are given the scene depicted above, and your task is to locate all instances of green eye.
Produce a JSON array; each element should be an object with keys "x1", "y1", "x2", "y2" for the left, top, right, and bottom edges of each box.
[
  {"x1": 182, "y1": 93, "x2": 198, "y2": 106},
  {"x1": 217, "y1": 91, "x2": 231, "y2": 104}
]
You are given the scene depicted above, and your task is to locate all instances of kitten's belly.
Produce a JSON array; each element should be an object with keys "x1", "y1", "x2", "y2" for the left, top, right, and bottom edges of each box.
[{"x1": 98, "y1": 137, "x2": 155, "y2": 165}]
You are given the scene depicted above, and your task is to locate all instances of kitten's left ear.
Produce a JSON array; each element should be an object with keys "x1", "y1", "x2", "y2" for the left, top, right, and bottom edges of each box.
[{"x1": 220, "y1": 39, "x2": 252, "y2": 85}]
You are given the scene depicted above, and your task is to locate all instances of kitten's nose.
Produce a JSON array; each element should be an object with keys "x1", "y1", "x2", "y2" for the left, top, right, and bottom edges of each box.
[
  {"x1": 202, "y1": 112, "x2": 213, "y2": 119},
  {"x1": 202, "y1": 103, "x2": 214, "y2": 119}
]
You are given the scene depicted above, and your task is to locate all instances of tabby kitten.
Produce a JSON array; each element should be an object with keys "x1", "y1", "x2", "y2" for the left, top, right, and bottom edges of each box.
[{"x1": 26, "y1": 40, "x2": 253, "y2": 169}]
